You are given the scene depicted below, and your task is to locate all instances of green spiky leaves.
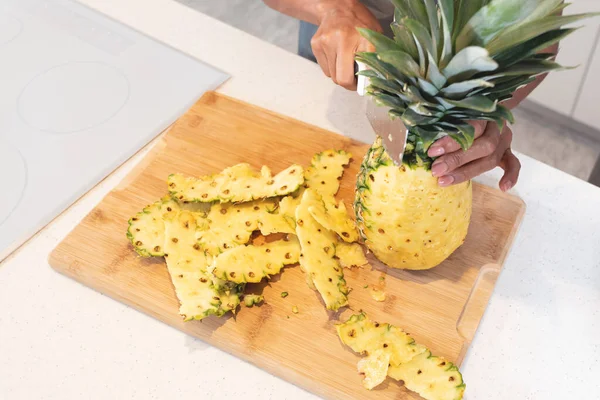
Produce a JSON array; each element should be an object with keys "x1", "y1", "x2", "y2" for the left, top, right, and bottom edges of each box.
[{"x1": 357, "y1": 0, "x2": 598, "y2": 169}]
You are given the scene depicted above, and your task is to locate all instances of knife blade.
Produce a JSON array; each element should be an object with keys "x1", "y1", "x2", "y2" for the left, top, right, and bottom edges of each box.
[{"x1": 356, "y1": 61, "x2": 408, "y2": 166}]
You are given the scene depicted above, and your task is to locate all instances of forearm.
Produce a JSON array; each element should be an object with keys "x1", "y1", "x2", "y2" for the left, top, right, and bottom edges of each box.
[
  {"x1": 262, "y1": 0, "x2": 360, "y2": 25},
  {"x1": 502, "y1": 2, "x2": 564, "y2": 110},
  {"x1": 502, "y1": 42, "x2": 560, "y2": 110}
]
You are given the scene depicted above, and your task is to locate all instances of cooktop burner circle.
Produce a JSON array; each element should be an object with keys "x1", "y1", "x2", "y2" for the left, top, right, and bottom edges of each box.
[
  {"x1": 0, "y1": 140, "x2": 27, "y2": 227},
  {"x1": 0, "y1": 15, "x2": 23, "y2": 46},
  {"x1": 17, "y1": 62, "x2": 130, "y2": 134}
]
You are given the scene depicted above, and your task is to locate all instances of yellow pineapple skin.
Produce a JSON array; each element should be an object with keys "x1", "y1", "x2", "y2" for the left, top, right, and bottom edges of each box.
[{"x1": 355, "y1": 138, "x2": 472, "y2": 270}]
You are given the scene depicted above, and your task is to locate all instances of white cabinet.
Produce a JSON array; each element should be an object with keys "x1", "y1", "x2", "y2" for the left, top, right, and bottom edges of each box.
[
  {"x1": 573, "y1": 32, "x2": 600, "y2": 131},
  {"x1": 526, "y1": 0, "x2": 600, "y2": 131},
  {"x1": 527, "y1": 1, "x2": 600, "y2": 116}
]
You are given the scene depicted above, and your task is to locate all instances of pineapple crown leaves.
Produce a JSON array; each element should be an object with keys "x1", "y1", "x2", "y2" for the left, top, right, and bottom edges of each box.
[{"x1": 356, "y1": 0, "x2": 599, "y2": 166}]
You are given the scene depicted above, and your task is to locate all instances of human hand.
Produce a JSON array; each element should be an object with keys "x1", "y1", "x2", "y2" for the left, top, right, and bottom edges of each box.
[
  {"x1": 427, "y1": 121, "x2": 521, "y2": 192},
  {"x1": 311, "y1": 0, "x2": 382, "y2": 90}
]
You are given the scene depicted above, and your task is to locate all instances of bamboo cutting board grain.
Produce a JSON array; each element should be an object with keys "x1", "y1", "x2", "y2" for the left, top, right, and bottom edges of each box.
[{"x1": 49, "y1": 92, "x2": 525, "y2": 400}]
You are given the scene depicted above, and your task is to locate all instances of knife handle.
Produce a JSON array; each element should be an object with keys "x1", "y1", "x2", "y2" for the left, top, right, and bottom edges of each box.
[{"x1": 355, "y1": 61, "x2": 368, "y2": 96}]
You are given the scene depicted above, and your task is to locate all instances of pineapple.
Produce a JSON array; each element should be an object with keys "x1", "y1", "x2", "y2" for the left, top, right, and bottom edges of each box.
[
  {"x1": 354, "y1": 0, "x2": 598, "y2": 270},
  {"x1": 295, "y1": 188, "x2": 349, "y2": 310},
  {"x1": 336, "y1": 313, "x2": 465, "y2": 399},
  {"x1": 356, "y1": 138, "x2": 472, "y2": 270},
  {"x1": 209, "y1": 235, "x2": 301, "y2": 283},
  {"x1": 168, "y1": 163, "x2": 304, "y2": 203},
  {"x1": 335, "y1": 242, "x2": 368, "y2": 269}
]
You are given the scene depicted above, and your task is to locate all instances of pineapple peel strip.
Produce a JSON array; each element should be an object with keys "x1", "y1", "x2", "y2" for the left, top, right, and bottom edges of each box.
[
  {"x1": 127, "y1": 199, "x2": 166, "y2": 257},
  {"x1": 210, "y1": 236, "x2": 301, "y2": 284},
  {"x1": 197, "y1": 198, "x2": 294, "y2": 256},
  {"x1": 163, "y1": 209, "x2": 239, "y2": 321},
  {"x1": 308, "y1": 199, "x2": 359, "y2": 243},
  {"x1": 336, "y1": 313, "x2": 466, "y2": 399},
  {"x1": 167, "y1": 163, "x2": 305, "y2": 203},
  {"x1": 295, "y1": 188, "x2": 349, "y2": 311},
  {"x1": 305, "y1": 149, "x2": 352, "y2": 198}
]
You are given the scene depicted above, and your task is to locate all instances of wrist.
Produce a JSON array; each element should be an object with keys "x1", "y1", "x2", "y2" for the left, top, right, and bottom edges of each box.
[{"x1": 314, "y1": 0, "x2": 362, "y2": 24}]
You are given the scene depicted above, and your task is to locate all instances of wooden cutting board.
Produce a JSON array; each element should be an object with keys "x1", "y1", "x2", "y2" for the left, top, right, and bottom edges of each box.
[{"x1": 49, "y1": 92, "x2": 525, "y2": 400}]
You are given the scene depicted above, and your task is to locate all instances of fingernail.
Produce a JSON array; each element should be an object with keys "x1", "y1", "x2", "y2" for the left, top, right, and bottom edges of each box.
[
  {"x1": 431, "y1": 162, "x2": 448, "y2": 177},
  {"x1": 502, "y1": 180, "x2": 513, "y2": 191},
  {"x1": 428, "y1": 146, "x2": 445, "y2": 157},
  {"x1": 438, "y1": 175, "x2": 455, "y2": 186}
]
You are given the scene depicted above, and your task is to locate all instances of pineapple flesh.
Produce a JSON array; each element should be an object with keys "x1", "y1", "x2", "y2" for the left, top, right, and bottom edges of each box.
[
  {"x1": 357, "y1": 349, "x2": 391, "y2": 390},
  {"x1": 355, "y1": 137, "x2": 472, "y2": 270},
  {"x1": 336, "y1": 313, "x2": 465, "y2": 399},
  {"x1": 295, "y1": 188, "x2": 349, "y2": 310},
  {"x1": 335, "y1": 242, "x2": 368, "y2": 269},
  {"x1": 210, "y1": 235, "x2": 301, "y2": 284},
  {"x1": 168, "y1": 163, "x2": 304, "y2": 203},
  {"x1": 354, "y1": 0, "x2": 597, "y2": 270}
]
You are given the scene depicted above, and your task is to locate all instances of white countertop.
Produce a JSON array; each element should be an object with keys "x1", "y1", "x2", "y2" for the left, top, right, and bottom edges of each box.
[{"x1": 1, "y1": 1, "x2": 599, "y2": 399}]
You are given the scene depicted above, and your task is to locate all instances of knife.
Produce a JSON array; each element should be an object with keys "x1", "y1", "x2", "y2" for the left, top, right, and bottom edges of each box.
[{"x1": 356, "y1": 61, "x2": 408, "y2": 166}]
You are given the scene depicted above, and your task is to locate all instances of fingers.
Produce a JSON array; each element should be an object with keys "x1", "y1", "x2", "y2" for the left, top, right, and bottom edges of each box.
[
  {"x1": 499, "y1": 149, "x2": 521, "y2": 191},
  {"x1": 336, "y1": 38, "x2": 358, "y2": 90},
  {"x1": 437, "y1": 152, "x2": 499, "y2": 186},
  {"x1": 311, "y1": 37, "x2": 331, "y2": 78},
  {"x1": 428, "y1": 120, "x2": 487, "y2": 157},
  {"x1": 431, "y1": 122, "x2": 501, "y2": 177},
  {"x1": 311, "y1": 34, "x2": 338, "y2": 85},
  {"x1": 436, "y1": 125, "x2": 519, "y2": 188}
]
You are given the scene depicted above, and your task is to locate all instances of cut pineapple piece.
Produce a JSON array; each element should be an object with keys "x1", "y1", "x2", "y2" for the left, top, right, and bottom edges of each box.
[
  {"x1": 370, "y1": 288, "x2": 386, "y2": 302},
  {"x1": 163, "y1": 209, "x2": 230, "y2": 320},
  {"x1": 210, "y1": 235, "x2": 301, "y2": 283},
  {"x1": 295, "y1": 189, "x2": 348, "y2": 310},
  {"x1": 335, "y1": 242, "x2": 368, "y2": 268},
  {"x1": 357, "y1": 349, "x2": 391, "y2": 390},
  {"x1": 168, "y1": 163, "x2": 304, "y2": 203},
  {"x1": 243, "y1": 294, "x2": 264, "y2": 307},
  {"x1": 388, "y1": 351, "x2": 466, "y2": 400},
  {"x1": 336, "y1": 313, "x2": 426, "y2": 366},
  {"x1": 305, "y1": 149, "x2": 351, "y2": 197},
  {"x1": 127, "y1": 198, "x2": 169, "y2": 257},
  {"x1": 308, "y1": 198, "x2": 358, "y2": 243}
]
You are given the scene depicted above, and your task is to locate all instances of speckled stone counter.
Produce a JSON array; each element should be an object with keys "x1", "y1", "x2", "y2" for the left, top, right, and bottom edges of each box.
[{"x1": 1, "y1": 1, "x2": 599, "y2": 399}]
